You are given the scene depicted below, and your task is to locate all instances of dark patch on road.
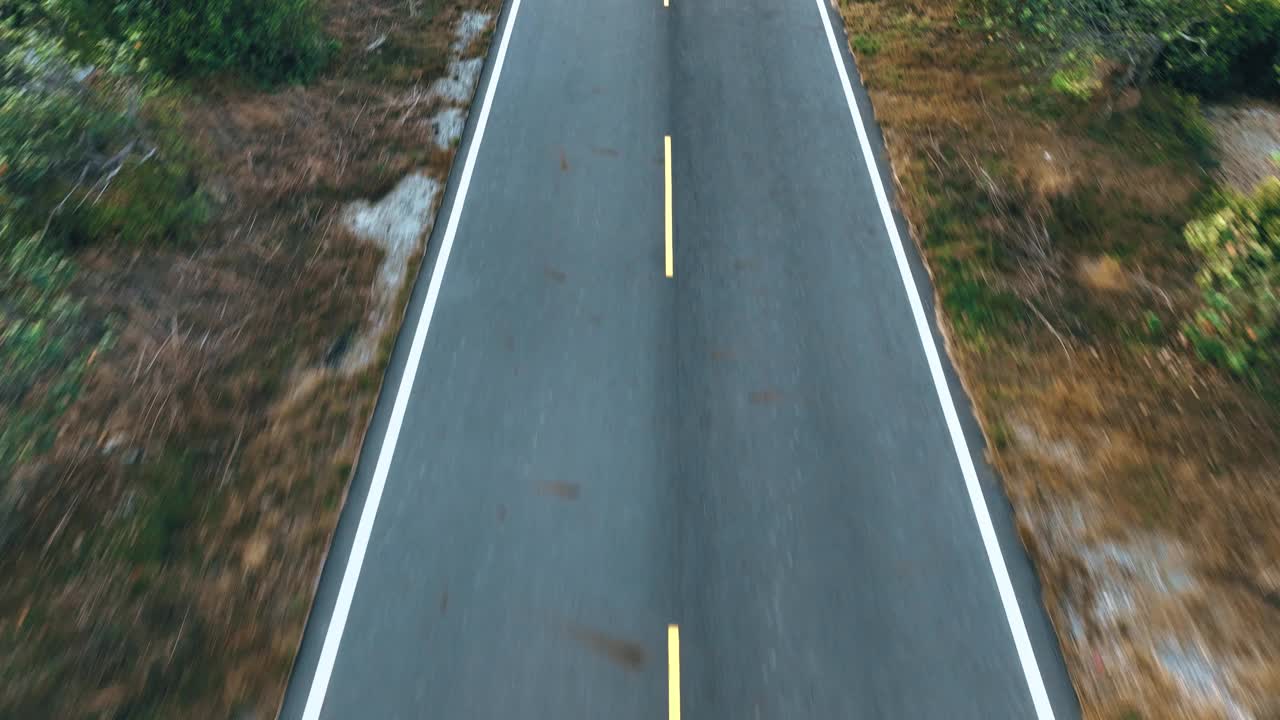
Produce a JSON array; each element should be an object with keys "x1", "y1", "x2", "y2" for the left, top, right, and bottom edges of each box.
[
  {"x1": 538, "y1": 481, "x2": 580, "y2": 500},
  {"x1": 502, "y1": 334, "x2": 514, "y2": 352},
  {"x1": 497, "y1": 503, "x2": 507, "y2": 523},
  {"x1": 544, "y1": 267, "x2": 567, "y2": 284},
  {"x1": 589, "y1": 313, "x2": 603, "y2": 328},
  {"x1": 749, "y1": 389, "x2": 782, "y2": 405},
  {"x1": 711, "y1": 348, "x2": 734, "y2": 363},
  {"x1": 566, "y1": 624, "x2": 646, "y2": 671},
  {"x1": 560, "y1": 148, "x2": 570, "y2": 172},
  {"x1": 734, "y1": 257, "x2": 757, "y2": 271},
  {"x1": 590, "y1": 146, "x2": 620, "y2": 158},
  {"x1": 439, "y1": 587, "x2": 449, "y2": 615}
]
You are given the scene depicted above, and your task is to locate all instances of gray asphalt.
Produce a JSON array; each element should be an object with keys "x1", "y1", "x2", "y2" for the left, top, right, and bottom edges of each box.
[{"x1": 280, "y1": 0, "x2": 1082, "y2": 716}]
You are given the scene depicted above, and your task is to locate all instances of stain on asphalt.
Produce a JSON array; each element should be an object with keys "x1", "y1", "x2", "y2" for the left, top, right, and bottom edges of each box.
[
  {"x1": 590, "y1": 146, "x2": 620, "y2": 158},
  {"x1": 538, "y1": 481, "x2": 580, "y2": 500},
  {"x1": 560, "y1": 148, "x2": 570, "y2": 172},
  {"x1": 497, "y1": 503, "x2": 507, "y2": 523},
  {"x1": 749, "y1": 389, "x2": 782, "y2": 405},
  {"x1": 566, "y1": 624, "x2": 646, "y2": 671},
  {"x1": 439, "y1": 588, "x2": 449, "y2": 615},
  {"x1": 544, "y1": 267, "x2": 567, "y2": 284}
]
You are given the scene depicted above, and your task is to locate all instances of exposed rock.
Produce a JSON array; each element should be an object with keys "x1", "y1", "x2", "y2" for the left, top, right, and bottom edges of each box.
[
  {"x1": 1207, "y1": 102, "x2": 1280, "y2": 195},
  {"x1": 339, "y1": 173, "x2": 441, "y2": 372},
  {"x1": 430, "y1": 107, "x2": 465, "y2": 149},
  {"x1": 430, "y1": 57, "x2": 484, "y2": 105}
]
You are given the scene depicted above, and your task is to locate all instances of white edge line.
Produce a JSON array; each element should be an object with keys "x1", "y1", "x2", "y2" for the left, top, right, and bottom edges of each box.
[
  {"x1": 811, "y1": 1, "x2": 1057, "y2": 718},
  {"x1": 299, "y1": 0, "x2": 523, "y2": 716}
]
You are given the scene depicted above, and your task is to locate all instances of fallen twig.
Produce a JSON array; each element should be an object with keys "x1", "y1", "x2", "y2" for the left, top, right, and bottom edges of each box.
[{"x1": 1025, "y1": 298, "x2": 1072, "y2": 359}]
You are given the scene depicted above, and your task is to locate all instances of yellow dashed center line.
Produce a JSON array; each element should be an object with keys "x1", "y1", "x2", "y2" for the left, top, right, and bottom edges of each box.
[
  {"x1": 664, "y1": 136, "x2": 674, "y2": 278},
  {"x1": 668, "y1": 624, "x2": 681, "y2": 720}
]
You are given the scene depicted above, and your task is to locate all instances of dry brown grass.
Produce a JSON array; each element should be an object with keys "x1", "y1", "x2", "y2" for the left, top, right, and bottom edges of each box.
[
  {"x1": 0, "y1": 0, "x2": 496, "y2": 717},
  {"x1": 838, "y1": 0, "x2": 1280, "y2": 717}
]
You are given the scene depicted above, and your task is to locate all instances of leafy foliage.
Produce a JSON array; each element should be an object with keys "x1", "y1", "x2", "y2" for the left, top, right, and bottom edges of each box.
[
  {"x1": 0, "y1": 232, "x2": 110, "y2": 473},
  {"x1": 4, "y1": 0, "x2": 332, "y2": 82},
  {"x1": 119, "y1": 0, "x2": 334, "y2": 83},
  {"x1": 1183, "y1": 178, "x2": 1280, "y2": 375},
  {"x1": 1159, "y1": 0, "x2": 1280, "y2": 96},
  {"x1": 0, "y1": 30, "x2": 207, "y2": 245},
  {"x1": 977, "y1": 0, "x2": 1280, "y2": 97},
  {"x1": 0, "y1": 35, "x2": 129, "y2": 228}
]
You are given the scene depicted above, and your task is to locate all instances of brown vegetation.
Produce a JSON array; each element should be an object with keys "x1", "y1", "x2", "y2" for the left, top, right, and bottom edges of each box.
[
  {"x1": 0, "y1": 0, "x2": 496, "y2": 717},
  {"x1": 838, "y1": 0, "x2": 1280, "y2": 717}
]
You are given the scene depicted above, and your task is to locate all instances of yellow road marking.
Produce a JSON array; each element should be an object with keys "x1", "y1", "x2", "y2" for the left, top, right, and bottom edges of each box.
[
  {"x1": 668, "y1": 624, "x2": 681, "y2": 720},
  {"x1": 664, "y1": 136, "x2": 673, "y2": 278}
]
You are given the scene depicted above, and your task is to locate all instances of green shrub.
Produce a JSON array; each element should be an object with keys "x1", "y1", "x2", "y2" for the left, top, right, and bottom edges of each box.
[
  {"x1": 1159, "y1": 0, "x2": 1280, "y2": 97},
  {"x1": 1183, "y1": 178, "x2": 1280, "y2": 375},
  {"x1": 0, "y1": 230, "x2": 111, "y2": 473},
  {"x1": 120, "y1": 0, "x2": 334, "y2": 83},
  {"x1": 0, "y1": 33, "x2": 207, "y2": 245},
  {"x1": 5, "y1": 0, "x2": 332, "y2": 83},
  {"x1": 1051, "y1": 50, "x2": 1105, "y2": 100},
  {"x1": 978, "y1": 0, "x2": 1280, "y2": 97},
  {"x1": 852, "y1": 33, "x2": 883, "y2": 56},
  {"x1": 0, "y1": 37, "x2": 128, "y2": 216}
]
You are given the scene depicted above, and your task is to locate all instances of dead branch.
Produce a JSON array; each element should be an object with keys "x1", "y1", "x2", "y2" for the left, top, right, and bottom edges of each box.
[{"x1": 1025, "y1": 297, "x2": 1073, "y2": 359}]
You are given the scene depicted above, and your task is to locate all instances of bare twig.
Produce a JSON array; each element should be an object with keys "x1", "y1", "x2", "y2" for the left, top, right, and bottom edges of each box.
[
  {"x1": 76, "y1": 141, "x2": 137, "y2": 210},
  {"x1": 138, "y1": 323, "x2": 177, "y2": 382},
  {"x1": 166, "y1": 606, "x2": 190, "y2": 669},
  {"x1": 1133, "y1": 273, "x2": 1176, "y2": 312},
  {"x1": 1025, "y1": 298, "x2": 1073, "y2": 359},
  {"x1": 42, "y1": 162, "x2": 93, "y2": 237},
  {"x1": 219, "y1": 425, "x2": 245, "y2": 489}
]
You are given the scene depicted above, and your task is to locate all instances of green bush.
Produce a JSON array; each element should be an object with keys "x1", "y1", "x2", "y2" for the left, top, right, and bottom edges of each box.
[
  {"x1": 120, "y1": 0, "x2": 334, "y2": 83},
  {"x1": 0, "y1": 37, "x2": 130, "y2": 216},
  {"x1": 0, "y1": 33, "x2": 207, "y2": 245},
  {"x1": 1183, "y1": 178, "x2": 1280, "y2": 375},
  {"x1": 5, "y1": 0, "x2": 332, "y2": 83},
  {"x1": 0, "y1": 231, "x2": 110, "y2": 473},
  {"x1": 1159, "y1": 0, "x2": 1280, "y2": 96},
  {"x1": 978, "y1": 0, "x2": 1280, "y2": 97}
]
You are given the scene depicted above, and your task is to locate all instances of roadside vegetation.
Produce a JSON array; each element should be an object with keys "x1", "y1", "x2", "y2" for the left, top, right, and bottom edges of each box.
[
  {"x1": 838, "y1": 0, "x2": 1280, "y2": 716},
  {"x1": 1, "y1": 0, "x2": 495, "y2": 716}
]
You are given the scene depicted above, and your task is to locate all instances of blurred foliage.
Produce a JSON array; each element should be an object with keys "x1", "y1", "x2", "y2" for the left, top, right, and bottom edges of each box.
[
  {"x1": 1085, "y1": 86, "x2": 1215, "y2": 166},
  {"x1": 1184, "y1": 178, "x2": 1280, "y2": 376},
  {"x1": 975, "y1": 0, "x2": 1280, "y2": 98},
  {"x1": 0, "y1": 232, "x2": 110, "y2": 472},
  {"x1": 0, "y1": 0, "x2": 326, "y2": 475},
  {"x1": 1159, "y1": 0, "x2": 1280, "y2": 96},
  {"x1": 0, "y1": 30, "x2": 209, "y2": 244},
  {"x1": 2, "y1": 0, "x2": 332, "y2": 83}
]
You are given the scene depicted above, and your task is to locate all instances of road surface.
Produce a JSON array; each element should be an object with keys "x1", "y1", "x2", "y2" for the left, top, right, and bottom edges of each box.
[{"x1": 281, "y1": 0, "x2": 1081, "y2": 716}]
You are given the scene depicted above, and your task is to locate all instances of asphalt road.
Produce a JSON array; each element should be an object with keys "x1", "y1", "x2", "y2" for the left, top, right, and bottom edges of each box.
[{"x1": 280, "y1": 0, "x2": 1082, "y2": 716}]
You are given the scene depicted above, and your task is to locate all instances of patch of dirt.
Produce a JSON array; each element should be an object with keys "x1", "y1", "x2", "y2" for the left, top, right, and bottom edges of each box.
[
  {"x1": 838, "y1": 0, "x2": 1280, "y2": 717},
  {"x1": 0, "y1": 1, "x2": 499, "y2": 718},
  {"x1": 1206, "y1": 102, "x2": 1280, "y2": 195},
  {"x1": 1076, "y1": 255, "x2": 1129, "y2": 292}
]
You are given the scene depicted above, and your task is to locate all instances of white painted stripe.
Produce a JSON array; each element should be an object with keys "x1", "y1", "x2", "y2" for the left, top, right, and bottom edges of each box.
[
  {"x1": 298, "y1": 0, "x2": 524, "y2": 716},
  {"x1": 811, "y1": 2, "x2": 1057, "y2": 718}
]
